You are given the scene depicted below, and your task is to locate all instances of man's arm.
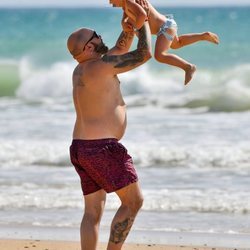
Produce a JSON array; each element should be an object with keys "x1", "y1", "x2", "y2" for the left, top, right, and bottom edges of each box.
[
  {"x1": 103, "y1": 22, "x2": 151, "y2": 69},
  {"x1": 108, "y1": 13, "x2": 135, "y2": 55},
  {"x1": 105, "y1": 21, "x2": 151, "y2": 73},
  {"x1": 114, "y1": 30, "x2": 135, "y2": 53},
  {"x1": 88, "y1": 22, "x2": 151, "y2": 76}
]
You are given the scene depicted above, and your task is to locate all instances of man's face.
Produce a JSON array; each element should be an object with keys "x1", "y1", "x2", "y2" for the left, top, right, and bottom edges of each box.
[
  {"x1": 83, "y1": 30, "x2": 108, "y2": 54},
  {"x1": 109, "y1": 0, "x2": 123, "y2": 7},
  {"x1": 92, "y1": 40, "x2": 109, "y2": 55}
]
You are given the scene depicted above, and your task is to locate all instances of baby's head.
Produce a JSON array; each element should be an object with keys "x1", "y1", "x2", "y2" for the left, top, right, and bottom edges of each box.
[{"x1": 109, "y1": 0, "x2": 123, "y2": 8}]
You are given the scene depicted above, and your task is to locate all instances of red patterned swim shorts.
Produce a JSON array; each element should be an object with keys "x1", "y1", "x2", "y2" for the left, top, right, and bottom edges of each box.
[{"x1": 69, "y1": 138, "x2": 138, "y2": 195}]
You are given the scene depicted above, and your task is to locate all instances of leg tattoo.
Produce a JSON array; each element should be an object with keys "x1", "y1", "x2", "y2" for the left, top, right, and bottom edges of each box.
[{"x1": 109, "y1": 217, "x2": 134, "y2": 244}]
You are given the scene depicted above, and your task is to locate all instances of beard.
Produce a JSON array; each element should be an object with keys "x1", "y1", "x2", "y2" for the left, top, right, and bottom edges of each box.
[{"x1": 92, "y1": 41, "x2": 109, "y2": 55}]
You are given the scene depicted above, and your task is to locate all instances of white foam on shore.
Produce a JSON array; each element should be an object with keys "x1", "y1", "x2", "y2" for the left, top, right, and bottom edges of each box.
[
  {"x1": 10, "y1": 58, "x2": 250, "y2": 112},
  {"x1": 1, "y1": 224, "x2": 250, "y2": 248}
]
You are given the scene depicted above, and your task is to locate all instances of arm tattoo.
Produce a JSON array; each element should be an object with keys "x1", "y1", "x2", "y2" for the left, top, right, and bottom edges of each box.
[
  {"x1": 102, "y1": 25, "x2": 149, "y2": 68},
  {"x1": 117, "y1": 31, "x2": 134, "y2": 48},
  {"x1": 137, "y1": 25, "x2": 149, "y2": 52},
  {"x1": 102, "y1": 50, "x2": 144, "y2": 68},
  {"x1": 109, "y1": 217, "x2": 134, "y2": 244}
]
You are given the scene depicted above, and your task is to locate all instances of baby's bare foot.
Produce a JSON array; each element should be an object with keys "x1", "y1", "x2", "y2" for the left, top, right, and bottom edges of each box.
[
  {"x1": 204, "y1": 32, "x2": 219, "y2": 44},
  {"x1": 184, "y1": 64, "x2": 196, "y2": 85}
]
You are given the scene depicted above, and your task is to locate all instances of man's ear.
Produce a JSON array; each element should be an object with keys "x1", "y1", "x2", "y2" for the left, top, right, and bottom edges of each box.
[{"x1": 85, "y1": 43, "x2": 95, "y2": 53}]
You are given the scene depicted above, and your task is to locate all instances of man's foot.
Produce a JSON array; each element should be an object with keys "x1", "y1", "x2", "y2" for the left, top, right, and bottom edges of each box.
[
  {"x1": 204, "y1": 32, "x2": 220, "y2": 44},
  {"x1": 184, "y1": 64, "x2": 196, "y2": 85}
]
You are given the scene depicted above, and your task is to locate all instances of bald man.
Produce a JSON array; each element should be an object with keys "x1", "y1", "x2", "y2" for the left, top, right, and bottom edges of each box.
[{"x1": 68, "y1": 17, "x2": 151, "y2": 250}]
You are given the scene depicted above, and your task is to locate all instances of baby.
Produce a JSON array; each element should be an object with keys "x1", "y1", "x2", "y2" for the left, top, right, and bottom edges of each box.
[{"x1": 109, "y1": 0, "x2": 219, "y2": 85}]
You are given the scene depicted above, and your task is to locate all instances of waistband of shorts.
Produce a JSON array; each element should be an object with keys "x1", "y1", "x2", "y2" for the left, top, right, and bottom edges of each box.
[{"x1": 71, "y1": 138, "x2": 118, "y2": 147}]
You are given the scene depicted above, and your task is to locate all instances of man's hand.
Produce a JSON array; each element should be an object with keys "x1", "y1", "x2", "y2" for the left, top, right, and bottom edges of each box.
[
  {"x1": 135, "y1": 0, "x2": 149, "y2": 16},
  {"x1": 121, "y1": 13, "x2": 134, "y2": 33}
]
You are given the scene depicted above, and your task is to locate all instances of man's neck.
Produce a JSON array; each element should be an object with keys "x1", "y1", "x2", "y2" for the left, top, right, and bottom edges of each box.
[{"x1": 77, "y1": 54, "x2": 101, "y2": 64}]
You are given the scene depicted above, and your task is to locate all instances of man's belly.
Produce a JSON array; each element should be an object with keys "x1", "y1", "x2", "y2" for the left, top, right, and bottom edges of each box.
[{"x1": 73, "y1": 107, "x2": 127, "y2": 140}]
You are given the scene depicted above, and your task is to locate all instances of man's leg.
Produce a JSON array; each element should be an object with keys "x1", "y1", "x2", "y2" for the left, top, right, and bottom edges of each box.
[
  {"x1": 81, "y1": 189, "x2": 106, "y2": 250},
  {"x1": 107, "y1": 182, "x2": 143, "y2": 250}
]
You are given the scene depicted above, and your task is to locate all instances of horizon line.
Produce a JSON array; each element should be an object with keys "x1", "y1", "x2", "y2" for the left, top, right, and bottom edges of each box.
[{"x1": 0, "y1": 4, "x2": 250, "y2": 8}]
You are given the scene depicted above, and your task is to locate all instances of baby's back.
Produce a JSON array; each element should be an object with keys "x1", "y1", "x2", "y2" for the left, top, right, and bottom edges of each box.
[{"x1": 146, "y1": 1, "x2": 167, "y2": 35}]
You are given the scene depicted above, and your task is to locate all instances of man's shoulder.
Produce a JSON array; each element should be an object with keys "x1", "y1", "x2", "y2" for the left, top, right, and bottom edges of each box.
[
  {"x1": 86, "y1": 56, "x2": 117, "y2": 76},
  {"x1": 73, "y1": 59, "x2": 99, "y2": 74},
  {"x1": 77, "y1": 59, "x2": 114, "y2": 80},
  {"x1": 73, "y1": 64, "x2": 83, "y2": 76}
]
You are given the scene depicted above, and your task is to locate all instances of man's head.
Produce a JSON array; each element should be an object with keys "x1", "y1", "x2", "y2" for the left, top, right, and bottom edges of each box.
[
  {"x1": 109, "y1": 0, "x2": 123, "y2": 7},
  {"x1": 67, "y1": 28, "x2": 109, "y2": 61}
]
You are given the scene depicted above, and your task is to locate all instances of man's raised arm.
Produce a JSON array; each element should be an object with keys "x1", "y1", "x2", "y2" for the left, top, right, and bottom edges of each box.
[
  {"x1": 108, "y1": 13, "x2": 135, "y2": 55},
  {"x1": 100, "y1": 21, "x2": 152, "y2": 74},
  {"x1": 108, "y1": 31, "x2": 135, "y2": 56}
]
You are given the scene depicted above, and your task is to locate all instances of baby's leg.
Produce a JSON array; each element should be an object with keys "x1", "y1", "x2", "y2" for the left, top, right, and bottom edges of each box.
[
  {"x1": 171, "y1": 32, "x2": 219, "y2": 49},
  {"x1": 155, "y1": 30, "x2": 196, "y2": 85}
]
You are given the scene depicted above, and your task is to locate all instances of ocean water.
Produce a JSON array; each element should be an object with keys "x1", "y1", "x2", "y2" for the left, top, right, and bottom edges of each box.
[{"x1": 1, "y1": 6, "x2": 250, "y2": 244}]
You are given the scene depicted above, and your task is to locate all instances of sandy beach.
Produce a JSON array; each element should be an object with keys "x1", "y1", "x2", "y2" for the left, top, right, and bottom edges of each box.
[{"x1": 1, "y1": 239, "x2": 248, "y2": 250}]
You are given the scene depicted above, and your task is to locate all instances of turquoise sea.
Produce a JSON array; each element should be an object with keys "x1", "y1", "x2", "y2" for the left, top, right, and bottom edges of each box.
[{"x1": 1, "y1": 7, "x2": 250, "y2": 247}]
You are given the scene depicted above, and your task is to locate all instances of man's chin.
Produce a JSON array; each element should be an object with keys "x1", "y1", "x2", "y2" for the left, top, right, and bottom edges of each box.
[
  {"x1": 97, "y1": 46, "x2": 109, "y2": 55},
  {"x1": 92, "y1": 41, "x2": 109, "y2": 55}
]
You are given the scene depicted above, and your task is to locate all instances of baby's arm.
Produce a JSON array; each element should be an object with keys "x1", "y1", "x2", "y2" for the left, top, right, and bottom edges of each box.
[{"x1": 124, "y1": 0, "x2": 147, "y2": 30}]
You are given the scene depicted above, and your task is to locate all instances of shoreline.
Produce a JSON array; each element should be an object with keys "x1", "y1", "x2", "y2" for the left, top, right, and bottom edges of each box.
[
  {"x1": 1, "y1": 225, "x2": 250, "y2": 249},
  {"x1": 0, "y1": 239, "x2": 248, "y2": 250}
]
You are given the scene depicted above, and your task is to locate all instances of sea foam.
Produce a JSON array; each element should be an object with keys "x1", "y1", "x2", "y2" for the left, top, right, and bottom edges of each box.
[{"x1": 7, "y1": 58, "x2": 250, "y2": 112}]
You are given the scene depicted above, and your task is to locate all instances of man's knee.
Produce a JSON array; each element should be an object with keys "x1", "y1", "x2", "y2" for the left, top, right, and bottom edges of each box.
[
  {"x1": 135, "y1": 195, "x2": 144, "y2": 210},
  {"x1": 122, "y1": 194, "x2": 144, "y2": 213},
  {"x1": 83, "y1": 203, "x2": 104, "y2": 224},
  {"x1": 117, "y1": 182, "x2": 144, "y2": 213},
  {"x1": 83, "y1": 211, "x2": 102, "y2": 225},
  {"x1": 133, "y1": 194, "x2": 144, "y2": 209}
]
